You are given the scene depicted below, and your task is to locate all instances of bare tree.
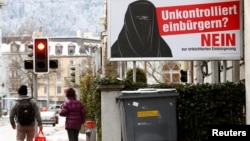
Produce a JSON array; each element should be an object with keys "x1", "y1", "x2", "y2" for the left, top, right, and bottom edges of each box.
[
  {"x1": 17, "y1": 19, "x2": 38, "y2": 36},
  {"x1": 144, "y1": 61, "x2": 163, "y2": 83},
  {"x1": 138, "y1": 61, "x2": 180, "y2": 84},
  {"x1": 6, "y1": 46, "x2": 33, "y2": 96}
]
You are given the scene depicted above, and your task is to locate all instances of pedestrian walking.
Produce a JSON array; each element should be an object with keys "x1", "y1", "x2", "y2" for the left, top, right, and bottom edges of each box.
[
  {"x1": 9, "y1": 85, "x2": 43, "y2": 141},
  {"x1": 59, "y1": 88, "x2": 86, "y2": 141}
]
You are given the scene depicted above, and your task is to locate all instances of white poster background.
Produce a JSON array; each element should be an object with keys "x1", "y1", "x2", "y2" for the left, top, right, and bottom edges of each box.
[{"x1": 108, "y1": 0, "x2": 242, "y2": 61}]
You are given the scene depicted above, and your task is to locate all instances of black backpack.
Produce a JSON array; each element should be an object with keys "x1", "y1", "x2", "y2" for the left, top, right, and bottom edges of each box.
[{"x1": 16, "y1": 99, "x2": 35, "y2": 126}]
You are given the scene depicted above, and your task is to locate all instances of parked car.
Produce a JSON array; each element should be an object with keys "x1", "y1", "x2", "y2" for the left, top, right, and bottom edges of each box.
[
  {"x1": 49, "y1": 104, "x2": 62, "y2": 114},
  {"x1": 2, "y1": 109, "x2": 8, "y2": 116},
  {"x1": 40, "y1": 110, "x2": 58, "y2": 126}
]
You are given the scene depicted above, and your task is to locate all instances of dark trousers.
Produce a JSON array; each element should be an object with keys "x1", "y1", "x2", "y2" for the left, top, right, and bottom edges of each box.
[{"x1": 66, "y1": 129, "x2": 80, "y2": 141}]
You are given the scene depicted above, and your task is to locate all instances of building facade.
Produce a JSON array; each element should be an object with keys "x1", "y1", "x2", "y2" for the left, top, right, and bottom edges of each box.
[{"x1": 1, "y1": 34, "x2": 101, "y2": 110}]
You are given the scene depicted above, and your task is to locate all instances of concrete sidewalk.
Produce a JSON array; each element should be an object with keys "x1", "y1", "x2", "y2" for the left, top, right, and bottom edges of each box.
[
  {"x1": 44, "y1": 121, "x2": 86, "y2": 141},
  {"x1": 46, "y1": 130, "x2": 86, "y2": 141},
  {"x1": 44, "y1": 116, "x2": 87, "y2": 141},
  {"x1": 0, "y1": 115, "x2": 9, "y2": 126},
  {"x1": 0, "y1": 116, "x2": 86, "y2": 141}
]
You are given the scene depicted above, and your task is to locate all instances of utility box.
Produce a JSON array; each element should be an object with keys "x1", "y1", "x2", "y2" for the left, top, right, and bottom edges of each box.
[{"x1": 117, "y1": 88, "x2": 179, "y2": 141}]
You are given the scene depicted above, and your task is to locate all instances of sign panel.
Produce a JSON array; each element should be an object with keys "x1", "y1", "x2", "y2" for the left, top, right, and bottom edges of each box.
[
  {"x1": 137, "y1": 110, "x2": 159, "y2": 118},
  {"x1": 108, "y1": 0, "x2": 242, "y2": 61}
]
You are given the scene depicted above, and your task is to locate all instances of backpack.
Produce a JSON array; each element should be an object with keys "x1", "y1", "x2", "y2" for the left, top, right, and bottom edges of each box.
[{"x1": 17, "y1": 99, "x2": 35, "y2": 126}]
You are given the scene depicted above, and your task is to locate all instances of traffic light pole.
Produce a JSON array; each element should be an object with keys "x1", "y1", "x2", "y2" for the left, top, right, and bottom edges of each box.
[
  {"x1": 33, "y1": 73, "x2": 38, "y2": 135},
  {"x1": 33, "y1": 73, "x2": 38, "y2": 100}
]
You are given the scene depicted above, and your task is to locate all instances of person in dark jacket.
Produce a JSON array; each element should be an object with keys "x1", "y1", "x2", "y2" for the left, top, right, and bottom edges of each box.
[
  {"x1": 111, "y1": 0, "x2": 172, "y2": 58},
  {"x1": 59, "y1": 88, "x2": 86, "y2": 141},
  {"x1": 9, "y1": 85, "x2": 43, "y2": 141}
]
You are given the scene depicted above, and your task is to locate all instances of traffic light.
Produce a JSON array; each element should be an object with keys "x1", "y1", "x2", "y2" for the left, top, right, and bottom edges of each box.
[
  {"x1": 49, "y1": 60, "x2": 58, "y2": 69},
  {"x1": 180, "y1": 70, "x2": 187, "y2": 82},
  {"x1": 27, "y1": 43, "x2": 33, "y2": 57},
  {"x1": 34, "y1": 38, "x2": 49, "y2": 74},
  {"x1": 24, "y1": 44, "x2": 34, "y2": 70},
  {"x1": 24, "y1": 60, "x2": 33, "y2": 69},
  {"x1": 70, "y1": 66, "x2": 76, "y2": 83},
  {"x1": 69, "y1": 65, "x2": 80, "y2": 85}
]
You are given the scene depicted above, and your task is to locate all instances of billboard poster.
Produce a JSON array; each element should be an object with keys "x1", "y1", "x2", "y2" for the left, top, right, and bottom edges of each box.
[{"x1": 108, "y1": 0, "x2": 242, "y2": 61}]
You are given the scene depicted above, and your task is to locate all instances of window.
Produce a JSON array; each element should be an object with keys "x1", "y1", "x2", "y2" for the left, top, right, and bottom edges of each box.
[
  {"x1": 57, "y1": 71, "x2": 61, "y2": 81},
  {"x1": 44, "y1": 85, "x2": 47, "y2": 96},
  {"x1": 68, "y1": 43, "x2": 75, "y2": 55},
  {"x1": 9, "y1": 69, "x2": 19, "y2": 79},
  {"x1": 162, "y1": 62, "x2": 180, "y2": 83},
  {"x1": 55, "y1": 43, "x2": 63, "y2": 55},
  {"x1": 69, "y1": 60, "x2": 74, "y2": 65},
  {"x1": 79, "y1": 45, "x2": 86, "y2": 54},
  {"x1": 9, "y1": 82, "x2": 19, "y2": 93},
  {"x1": 57, "y1": 86, "x2": 62, "y2": 95},
  {"x1": 11, "y1": 42, "x2": 20, "y2": 53}
]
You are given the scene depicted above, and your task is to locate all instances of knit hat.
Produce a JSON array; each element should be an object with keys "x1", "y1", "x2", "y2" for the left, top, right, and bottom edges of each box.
[{"x1": 18, "y1": 85, "x2": 27, "y2": 95}]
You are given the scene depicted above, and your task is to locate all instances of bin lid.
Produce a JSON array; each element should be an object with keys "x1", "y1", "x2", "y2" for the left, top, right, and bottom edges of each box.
[
  {"x1": 118, "y1": 88, "x2": 178, "y2": 100},
  {"x1": 122, "y1": 88, "x2": 177, "y2": 94}
]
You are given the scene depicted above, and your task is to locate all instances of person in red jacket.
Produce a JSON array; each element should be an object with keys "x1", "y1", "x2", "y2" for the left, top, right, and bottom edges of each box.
[{"x1": 59, "y1": 88, "x2": 86, "y2": 141}]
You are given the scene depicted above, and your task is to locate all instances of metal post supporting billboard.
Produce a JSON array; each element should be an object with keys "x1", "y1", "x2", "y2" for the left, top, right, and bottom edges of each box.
[{"x1": 133, "y1": 61, "x2": 136, "y2": 82}]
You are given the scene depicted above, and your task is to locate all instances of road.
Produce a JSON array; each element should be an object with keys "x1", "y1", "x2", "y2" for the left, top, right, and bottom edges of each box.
[{"x1": 0, "y1": 115, "x2": 86, "y2": 141}]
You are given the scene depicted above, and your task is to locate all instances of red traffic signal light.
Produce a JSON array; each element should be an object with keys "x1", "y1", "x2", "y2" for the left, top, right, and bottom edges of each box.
[{"x1": 34, "y1": 38, "x2": 49, "y2": 74}]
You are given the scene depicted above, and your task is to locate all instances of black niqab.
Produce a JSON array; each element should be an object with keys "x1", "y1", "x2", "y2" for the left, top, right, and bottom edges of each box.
[{"x1": 111, "y1": 0, "x2": 173, "y2": 58}]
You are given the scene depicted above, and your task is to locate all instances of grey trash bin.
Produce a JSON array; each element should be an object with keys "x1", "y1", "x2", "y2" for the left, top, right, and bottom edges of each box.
[{"x1": 117, "y1": 88, "x2": 179, "y2": 141}]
